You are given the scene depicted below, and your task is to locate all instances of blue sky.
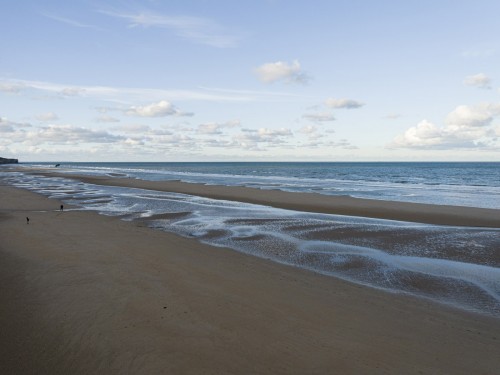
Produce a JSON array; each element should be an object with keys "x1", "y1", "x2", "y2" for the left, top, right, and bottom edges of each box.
[{"x1": 1, "y1": 0, "x2": 500, "y2": 161}]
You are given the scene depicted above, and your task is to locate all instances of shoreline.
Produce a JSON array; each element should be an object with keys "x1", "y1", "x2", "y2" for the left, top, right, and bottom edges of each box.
[
  {"x1": 1, "y1": 183, "x2": 500, "y2": 374},
  {"x1": 24, "y1": 169, "x2": 500, "y2": 228}
]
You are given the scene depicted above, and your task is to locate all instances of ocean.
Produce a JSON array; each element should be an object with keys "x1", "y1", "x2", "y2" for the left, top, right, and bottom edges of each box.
[
  {"x1": 2, "y1": 162, "x2": 499, "y2": 316},
  {"x1": 18, "y1": 161, "x2": 500, "y2": 209}
]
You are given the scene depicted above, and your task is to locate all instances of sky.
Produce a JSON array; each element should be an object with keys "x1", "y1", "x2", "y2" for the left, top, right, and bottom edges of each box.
[{"x1": 1, "y1": 0, "x2": 500, "y2": 162}]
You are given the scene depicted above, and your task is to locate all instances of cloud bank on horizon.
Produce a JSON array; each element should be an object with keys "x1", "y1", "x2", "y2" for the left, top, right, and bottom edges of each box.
[{"x1": 1, "y1": 0, "x2": 499, "y2": 161}]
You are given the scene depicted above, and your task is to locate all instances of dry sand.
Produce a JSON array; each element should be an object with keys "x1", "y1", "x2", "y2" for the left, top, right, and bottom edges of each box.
[{"x1": 1, "y1": 183, "x2": 500, "y2": 374}]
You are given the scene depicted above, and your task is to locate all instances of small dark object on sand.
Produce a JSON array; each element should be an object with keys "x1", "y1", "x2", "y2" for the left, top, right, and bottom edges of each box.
[{"x1": 26, "y1": 217, "x2": 29, "y2": 224}]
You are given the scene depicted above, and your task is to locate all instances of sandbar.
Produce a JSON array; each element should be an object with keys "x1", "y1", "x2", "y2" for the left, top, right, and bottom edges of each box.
[{"x1": 20, "y1": 169, "x2": 500, "y2": 228}]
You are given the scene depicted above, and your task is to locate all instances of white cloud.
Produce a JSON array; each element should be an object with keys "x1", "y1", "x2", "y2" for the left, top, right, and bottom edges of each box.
[
  {"x1": 463, "y1": 73, "x2": 492, "y2": 89},
  {"x1": 36, "y1": 112, "x2": 59, "y2": 122},
  {"x1": 296, "y1": 125, "x2": 354, "y2": 148},
  {"x1": 123, "y1": 138, "x2": 145, "y2": 146},
  {"x1": 26, "y1": 125, "x2": 124, "y2": 145},
  {"x1": 100, "y1": 10, "x2": 239, "y2": 48},
  {"x1": 445, "y1": 104, "x2": 494, "y2": 127},
  {"x1": 0, "y1": 117, "x2": 32, "y2": 132},
  {"x1": 391, "y1": 120, "x2": 443, "y2": 148},
  {"x1": 335, "y1": 139, "x2": 358, "y2": 150},
  {"x1": 0, "y1": 82, "x2": 24, "y2": 93},
  {"x1": 325, "y1": 98, "x2": 364, "y2": 109},
  {"x1": 230, "y1": 134, "x2": 261, "y2": 150},
  {"x1": 299, "y1": 125, "x2": 318, "y2": 135},
  {"x1": 149, "y1": 133, "x2": 198, "y2": 150},
  {"x1": 0, "y1": 78, "x2": 294, "y2": 104},
  {"x1": 384, "y1": 113, "x2": 402, "y2": 120},
  {"x1": 231, "y1": 127, "x2": 293, "y2": 150},
  {"x1": 0, "y1": 123, "x2": 15, "y2": 133},
  {"x1": 254, "y1": 60, "x2": 309, "y2": 84},
  {"x1": 390, "y1": 103, "x2": 500, "y2": 149},
  {"x1": 125, "y1": 100, "x2": 192, "y2": 117},
  {"x1": 197, "y1": 120, "x2": 240, "y2": 134},
  {"x1": 114, "y1": 124, "x2": 151, "y2": 133},
  {"x1": 298, "y1": 135, "x2": 356, "y2": 150},
  {"x1": 302, "y1": 112, "x2": 335, "y2": 123},
  {"x1": 299, "y1": 125, "x2": 323, "y2": 140},
  {"x1": 257, "y1": 128, "x2": 293, "y2": 137},
  {"x1": 61, "y1": 87, "x2": 86, "y2": 96}
]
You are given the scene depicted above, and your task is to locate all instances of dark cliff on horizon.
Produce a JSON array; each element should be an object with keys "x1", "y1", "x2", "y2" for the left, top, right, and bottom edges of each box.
[{"x1": 0, "y1": 157, "x2": 18, "y2": 164}]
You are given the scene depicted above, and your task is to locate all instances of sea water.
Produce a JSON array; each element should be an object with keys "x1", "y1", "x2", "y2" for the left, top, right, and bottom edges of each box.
[
  {"x1": 21, "y1": 161, "x2": 500, "y2": 209},
  {"x1": 1, "y1": 162, "x2": 499, "y2": 316}
]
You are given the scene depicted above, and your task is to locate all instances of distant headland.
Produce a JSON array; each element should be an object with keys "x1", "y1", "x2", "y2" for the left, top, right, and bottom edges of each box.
[{"x1": 0, "y1": 157, "x2": 18, "y2": 164}]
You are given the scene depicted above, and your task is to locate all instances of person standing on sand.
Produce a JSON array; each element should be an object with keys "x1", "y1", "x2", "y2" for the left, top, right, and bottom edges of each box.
[
  {"x1": 26, "y1": 217, "x2": 29, "y2": 224},
  {"x1": 60, "y1": 204, "x2": 64, "y2": 211}
]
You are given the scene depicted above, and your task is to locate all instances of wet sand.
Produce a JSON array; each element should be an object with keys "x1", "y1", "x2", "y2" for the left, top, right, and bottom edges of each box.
[
  {"x1": 29, "y1": 170, "x2": 500, "y2": 228},
  {"x1": 1, "y1": 183, "x2": 500, "y2": 374}
]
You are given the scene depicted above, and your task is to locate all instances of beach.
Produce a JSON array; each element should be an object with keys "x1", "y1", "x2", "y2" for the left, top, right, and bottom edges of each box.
[
  {"x1": 1, "y1": 180, "x2": 500, "y2": 374},
  {"x1": 23, "y1": 169, "x2": 500, "y2": 228}
]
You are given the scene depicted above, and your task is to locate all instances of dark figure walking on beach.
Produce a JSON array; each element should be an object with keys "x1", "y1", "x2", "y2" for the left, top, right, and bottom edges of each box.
[
  {"x1": 60, "y1": 204, "x2": 64, "y2": 211},
  {"x1": 26, "y1": 217, "x2": 29, "y2": 224}
]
